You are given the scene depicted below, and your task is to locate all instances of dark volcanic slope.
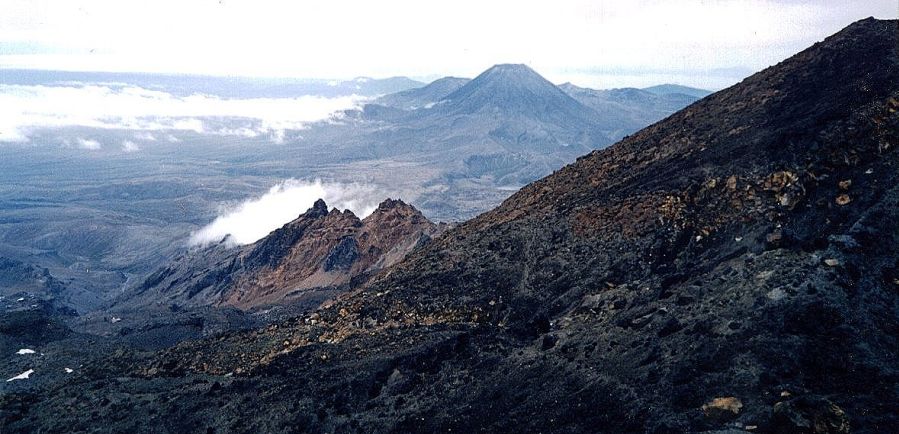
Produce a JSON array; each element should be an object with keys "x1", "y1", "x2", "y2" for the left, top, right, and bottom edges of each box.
[{"x1": 4, "y1": 19, "x2": 898, "y2": 434}]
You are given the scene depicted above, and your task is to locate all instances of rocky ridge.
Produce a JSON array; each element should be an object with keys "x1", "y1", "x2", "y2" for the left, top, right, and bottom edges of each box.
[{"x1": 126, "y1": 198, "x2": 447, "y2": 310}]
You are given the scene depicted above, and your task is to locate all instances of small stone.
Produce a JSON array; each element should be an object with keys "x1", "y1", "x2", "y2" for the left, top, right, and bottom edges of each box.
[
  {"x1": 767, "y1": 287, "x2": 787, "y2": 301},
  {"x1": 657, "y1": 318, "x2": 683, "y2": 337},
  {"x1": 827, "y1": 234, "x2": 859, "y2": 249},
  {"x1": 865, "y1": 168, "x2": 874, "y2": 174},
  {"x1": 780, "y1": 390, "x2": 792, "y2": 397},
  {"x1": 838, "y1": 179, "x2": 851, "y2": 190},
  {"x1": 629, "y1": 312, "x2": 655, "y2": 328},
  {"x1": 726, "y1": 175, "x2": 738, "y2": 190},
  {"x1": 702, "y1": 397, "x2": 743, "y2": 420},
  {"x1": 734, "y1": 236, "x2": 743, "y2": 242},
  {"x1": 772, "y1": 397, "x2": 849, "y2": 434},
  {"x1": 756, "y1": 270, "x2": 775, "y2": 280},
  {"x1": 835, "y1": 194, "x2": 851, "y2": 206},
  {"x1": 766, "y1": 231, "x2": 783, "y2": 243},
  {"x1": 541, "y1": 334, "x2": 558, "y2": 350},
  {"x1": 780, "y1": 193, "x2": 791, "y2": 206},
  {"x1": 764, "y1": 171, "x2": 798, "y2": 192},
  {"x1": 824, "y1": 259, "x2": 840, "y2": 267}
]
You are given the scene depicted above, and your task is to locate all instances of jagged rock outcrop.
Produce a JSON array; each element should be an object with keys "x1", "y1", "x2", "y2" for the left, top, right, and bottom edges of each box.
[{"x1": 125, "y1": 198, "x2": 447, "y2": 310}]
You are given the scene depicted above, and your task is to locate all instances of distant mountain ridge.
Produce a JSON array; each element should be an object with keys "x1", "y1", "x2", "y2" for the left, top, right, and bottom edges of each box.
[
  {"x1": 374, "y1": 77, "x2": 469, "y2": 109},
  {"x1": 558, "y1": 82, "x2": 706, "y2": 135},
  {"x1": 642, "y1": 83, "x2": 713, "y2": 98},
  {"x1": 0, "y1": 69, "x2": 425, "y2": 98}
]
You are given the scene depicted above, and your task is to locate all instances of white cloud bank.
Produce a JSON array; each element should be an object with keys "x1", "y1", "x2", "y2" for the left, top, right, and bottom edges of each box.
[
  {"x1": 0, "y1": 83, "x2": 364, "y2": 143},
  {"x1": 134, "y1": 132, "x2": 157, "y2": 141},
  {"x1": 189, "y1": 179, "x2": 382, "y2": 247},
  {"x1": 121, "y1": 140, "x2": 140, "y2": 152},
  {"x1": 74, "y1": 137, "x2": 101, "y2": 150}
]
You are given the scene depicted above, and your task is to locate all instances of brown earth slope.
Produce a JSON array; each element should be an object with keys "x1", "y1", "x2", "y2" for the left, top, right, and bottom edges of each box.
[{"x1": 128, "y1": 198, "x2": 446, "y2": 310}]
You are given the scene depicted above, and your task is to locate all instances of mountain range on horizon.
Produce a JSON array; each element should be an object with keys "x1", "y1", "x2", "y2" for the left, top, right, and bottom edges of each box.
[
  {"x1": 0, "y1": 65, "x2": 713, "y2": 101},
  {"x1": 377, "y1": 70, "x2": 711, "y2": 111},
  {"x1": 2, "y1": 16, "x2": 897, "y2": 434}
]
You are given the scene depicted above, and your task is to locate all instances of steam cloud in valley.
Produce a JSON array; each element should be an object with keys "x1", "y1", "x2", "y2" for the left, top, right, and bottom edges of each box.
[
  {"x1": 0, "y1": 83, "x2": 364, "y2": 143},
  {"x1": 121, "y1": 140, "x2": 140, "y2": 152},
  {"x1": 189, "y1": 179, "x2": 383, "y2": 247},
  {"x1": 73, "y1": 138, "x2": 101, "y2": 150}
]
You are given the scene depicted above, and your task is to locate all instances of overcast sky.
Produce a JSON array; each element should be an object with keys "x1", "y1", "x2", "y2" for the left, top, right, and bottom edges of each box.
[{"x1": 1, "y1": 0, "x2": 895, "y2": 89}]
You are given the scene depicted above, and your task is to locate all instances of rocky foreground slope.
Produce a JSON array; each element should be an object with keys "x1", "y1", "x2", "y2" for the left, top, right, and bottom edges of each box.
[{"x1": 2, "y1": 18, "x2": 897, "y2": 433}]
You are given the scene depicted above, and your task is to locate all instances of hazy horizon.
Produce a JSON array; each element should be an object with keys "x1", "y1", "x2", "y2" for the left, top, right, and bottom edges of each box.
[
  {"x1": 0, "y1": 64, "x2": 730, "y2": 91},
  {"x1": 2, "y1": 0, "x2": 895, "y2": 90}
]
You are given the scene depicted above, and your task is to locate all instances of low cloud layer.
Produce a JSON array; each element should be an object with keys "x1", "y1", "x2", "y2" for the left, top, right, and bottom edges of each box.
[
  {"x1": 121, "y1": 140, "x2": 140, "y2": 152},
  {"x1": 0, "y1": 83, "x2": 364, "y2": 143},
  {"x1": 189, "y1": 179, "x2": 382, "y2": 247},
  {"x1": 74, "y1": 137, "x2": 101, "y2": 150}
]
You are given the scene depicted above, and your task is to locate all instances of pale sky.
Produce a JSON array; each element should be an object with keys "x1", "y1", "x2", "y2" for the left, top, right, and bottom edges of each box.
[{"x1": 1, "y1": 0, "x2": 896, "y2": 88}]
